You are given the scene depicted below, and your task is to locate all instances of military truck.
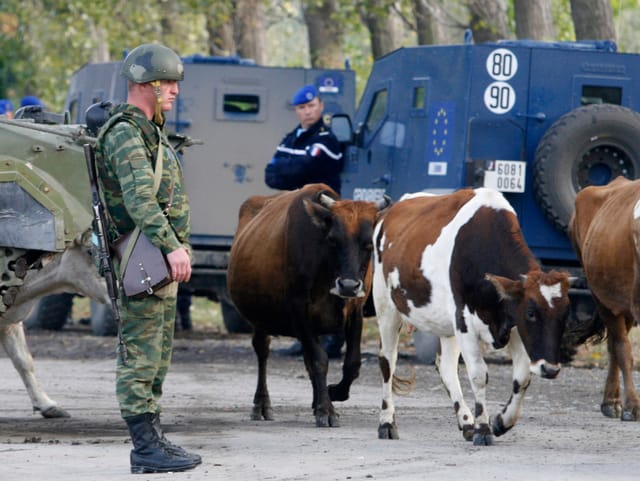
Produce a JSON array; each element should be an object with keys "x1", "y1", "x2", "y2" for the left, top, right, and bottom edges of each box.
[
  {"x1": 0, "y1": 110, "x2": 97, "y2": 321},
  {"x1": 333, "y1": 37, "x2": 640, "y2": 332},
  {"x1": 22, "y1": 54, "x2": 355, "y2": 334}
]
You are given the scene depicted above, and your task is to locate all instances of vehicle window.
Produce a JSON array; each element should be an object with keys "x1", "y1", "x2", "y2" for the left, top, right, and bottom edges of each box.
[
  {"x1": 365, "y1": 89, "x2": 388, "y2": 132},
  {"x1": 581, "y1": 85, "x2": 622, "y2": 106},
  {"x1": 68, "y1": 98, "x2": 79, "y2": 123},
  {"x1": 223, "y1": 94, "x2": 260, "y2": 114},
  {"x1": 413, "y1": 86, "x2": 425, "y2": 109}
]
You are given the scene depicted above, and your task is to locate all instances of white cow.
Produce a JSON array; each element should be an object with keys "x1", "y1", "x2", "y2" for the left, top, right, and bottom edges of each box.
[
  {"x1": 373, "y1": 188, "x2": 573, "y2": 445},
  {"x1": 1, "y1": 230, "x2": 109, "y2": 418}
]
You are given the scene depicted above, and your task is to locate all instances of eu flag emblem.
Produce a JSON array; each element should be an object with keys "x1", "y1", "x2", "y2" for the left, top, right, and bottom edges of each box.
[{"x1": 426, "y1": 102, "x2": 455, "y2": 164}]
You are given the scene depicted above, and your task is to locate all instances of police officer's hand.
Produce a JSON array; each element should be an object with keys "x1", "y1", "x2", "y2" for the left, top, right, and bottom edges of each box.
[{"x1": 166, "y1": 247, "x2": 192, "y2": 283}]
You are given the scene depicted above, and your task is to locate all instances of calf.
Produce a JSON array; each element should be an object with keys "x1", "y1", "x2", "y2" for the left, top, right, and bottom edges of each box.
[
  {"x1": 373, "y1": 188, "x2": 573, "y2": 445},
  {"x1": 228, "y1": 184, "x2": 388, "y2": 427},
  {"x1": 569, "y1": 176, "x2": 640, "y2": 421}
]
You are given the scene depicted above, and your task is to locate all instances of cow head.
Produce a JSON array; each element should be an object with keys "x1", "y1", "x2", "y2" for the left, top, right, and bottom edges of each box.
[
  {"x1": 485, "y1": 270, "x2": 573, "y2": 379},
  {"x1": 304, "y1": 192, "x2": 390, "y2": 298}
]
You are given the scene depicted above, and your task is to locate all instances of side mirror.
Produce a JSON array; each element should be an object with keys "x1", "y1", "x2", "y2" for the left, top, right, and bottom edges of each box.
[{"x1": 330, "y1": 113, "x2": 353, "y2": 144}]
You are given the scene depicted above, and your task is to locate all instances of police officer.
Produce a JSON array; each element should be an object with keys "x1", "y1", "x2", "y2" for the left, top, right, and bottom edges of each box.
[
  {"x1": 95, "y1": 43, "x2": 200, "y2": 474},
  {"x1": 265, "y1": 84, "x2": 344, "y2": 194},
  {"x1": 266, "y1": 85, "x2": 345, "y2": 358}
]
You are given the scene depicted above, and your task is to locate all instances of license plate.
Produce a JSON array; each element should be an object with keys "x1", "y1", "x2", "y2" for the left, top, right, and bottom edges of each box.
[
  {"x1": 353, "y1": 188, "x2": 386, "y2": 202},
  {"x1": 483, "y1": 160, "x2": 526, "y2": 193}
]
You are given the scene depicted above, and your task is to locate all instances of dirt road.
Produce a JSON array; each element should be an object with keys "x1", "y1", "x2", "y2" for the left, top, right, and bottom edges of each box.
[{"x1": 2, "y1": 329, "x2": 640, "y2": 480}]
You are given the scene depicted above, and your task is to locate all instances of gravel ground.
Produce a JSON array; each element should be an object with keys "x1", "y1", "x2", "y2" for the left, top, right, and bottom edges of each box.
[{"x1": 2, "y1": 327, "x2": 640, "y2": 481}]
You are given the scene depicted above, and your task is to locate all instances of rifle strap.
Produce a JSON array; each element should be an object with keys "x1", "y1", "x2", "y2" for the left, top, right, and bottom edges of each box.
[{"x1": 119, "y1": 125, "x2": 166, "y2": 279}]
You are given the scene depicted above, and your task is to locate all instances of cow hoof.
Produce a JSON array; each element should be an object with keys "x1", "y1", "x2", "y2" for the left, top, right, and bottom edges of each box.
[
  {"x1": 472, "y1": 432, "x2": 494, "y2": 446},
  {"x1": 472, "y1": 424, "x2": 494, "y2": 446},
  {"x1": 461, "y1": 424, "x2": 474, "y2": 442},
  {"x1": 314, "y1": 413, "x2": 340, "y2": 427},
  {"x1": 251, "y1": 405, "x2": 274, "y2": 421},
  {"x1": 328, "y1": 383, "x2": 349, "y2": 402},
  {"x1": 491, "y1": 414, "x2": 511, "y2": 437},
  {"x1": 378, "y1": 422, "x2": 399, "y2": 440},
  {"x1": 601, "y1": 403, "x2": 622, "y2": 419},
  {"x1": 621, "y1": 409, "x2": 639, "y2": 422},
  {"x1": 329, "y1": 414, "x2": 340, "y2": 427},
  {"x1": 38, "y1": 406, "x2": 71, "y2": 418}
]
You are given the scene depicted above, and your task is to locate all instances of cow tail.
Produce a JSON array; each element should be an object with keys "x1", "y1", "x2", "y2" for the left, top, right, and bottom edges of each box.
[{"x1": 391, "y1": 366, "x2": 417, "y2": 396}]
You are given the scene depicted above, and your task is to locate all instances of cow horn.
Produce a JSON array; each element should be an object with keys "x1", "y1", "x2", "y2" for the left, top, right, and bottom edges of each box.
[
  {"x1": 376, "y1": 194, "x2": 392, "y2": 211},
  {"x1": 318, "y1": 192, "x2": 336, "y2": 209}
]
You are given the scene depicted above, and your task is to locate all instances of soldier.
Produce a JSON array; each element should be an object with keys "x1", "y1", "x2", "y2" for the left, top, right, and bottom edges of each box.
[{"x1": 95, "y1": 43, "x2": 200, "y2": 474}]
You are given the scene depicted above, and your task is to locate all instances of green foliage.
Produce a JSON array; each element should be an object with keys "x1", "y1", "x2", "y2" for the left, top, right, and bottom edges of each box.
[{"x1": 0, "y1": 0, "x2": 638, "y2": 113}]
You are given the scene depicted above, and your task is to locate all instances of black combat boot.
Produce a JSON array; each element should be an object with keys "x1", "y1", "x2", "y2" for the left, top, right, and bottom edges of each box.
[
  {"x1": 151, "y1": 412, "x2": 202, "y2": 465},
  {"x1": 125, "y1": 413, "x2": 198, "y2": 474}
]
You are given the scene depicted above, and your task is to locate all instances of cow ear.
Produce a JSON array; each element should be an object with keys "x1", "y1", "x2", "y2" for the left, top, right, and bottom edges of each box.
[
  {"x1": 485, "y1": 273, "x2": 524, "y2": 301},
  {"x1": 303, "y1": 197, "x2": 332, "y2": 230}
]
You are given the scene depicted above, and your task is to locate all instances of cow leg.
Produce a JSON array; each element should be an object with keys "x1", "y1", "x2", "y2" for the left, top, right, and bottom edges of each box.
[
  {"x1": 328, "y1": 311, "x2": 363, "y2": 402},
  {"x1": 377, "y1": 311, "x2": 402, "y2": 440},
  {"x1": 606, "y1": 314, "x2": 640, "y2": 421},
  {"x1": 458, "y1": 334, "x2": 493, "y2": 446},
  {"x1": 600, "y1": 306, "x2": 623, "y2": 419},
  {"x1": 437, "y1": 335, "x2": 474, "y2": 441},
  {"x1": 0, "y1": 323, "x2": 70, "y2": 418},
  {"x1": 250, "y1": 330, "x2": 274, "y2": 421},
  {"x1": 492, "y1": 329, "x2": 531, "y2": 437},
  {"x1": 300, "y1": 336, "x2": 337, "y2": 427}
]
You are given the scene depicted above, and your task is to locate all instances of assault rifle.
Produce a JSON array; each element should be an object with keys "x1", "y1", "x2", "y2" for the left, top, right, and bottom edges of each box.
[{"x1": 83, "y1": 143, "x2": 128, "y2": 365}]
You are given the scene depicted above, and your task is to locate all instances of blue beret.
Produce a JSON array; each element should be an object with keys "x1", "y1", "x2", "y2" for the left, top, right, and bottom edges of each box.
[
  {"x1": 21, "y1": 95, "x2": 44, "y2": 107},
  {"x1": 292, "y1": 85, "x2": 318, "y2": 106}
]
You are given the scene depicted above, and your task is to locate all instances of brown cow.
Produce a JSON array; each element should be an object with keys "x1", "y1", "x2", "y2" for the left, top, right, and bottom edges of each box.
[
  {"x1": 227, "y1": 183, "x2": 388, "y2": 427},
  {"x1": 373, "y1": 188, "x2": 574, "y2": 445},
  {"x1": 569, "y1": 175, "x2": 640, "y2": 421}
]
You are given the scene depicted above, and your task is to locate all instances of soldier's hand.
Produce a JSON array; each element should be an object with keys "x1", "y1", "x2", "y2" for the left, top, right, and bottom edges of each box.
[{"x1": 166, "y1": 247, "x2": 192, "y2": 283}]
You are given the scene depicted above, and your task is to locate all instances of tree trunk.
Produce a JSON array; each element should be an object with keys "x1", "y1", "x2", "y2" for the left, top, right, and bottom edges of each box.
[
  {"x1": 412, "y1": 0, "x2": 438, "y2": 45},
  {"x1": 302, "y1": 0, "x2": 345, "y2": 68},
  {"x1": 358, "y1": 0, "x2": 397, "y2": 59},
  {"x1": 234, "y1": 0, "x2": 266, "y2": 64},
  {"x1": 514, "y1": 0, "x2": 555, "y2": 40},
  {"x1": 204, "y1": 0, "x2": 235, "y2": 57},
  {"x1": 570, "y1": 0, "x2": 616, "y2": 41},
  {"x1": 466, "y1": 0, "x2": 511, "y2": 43}
]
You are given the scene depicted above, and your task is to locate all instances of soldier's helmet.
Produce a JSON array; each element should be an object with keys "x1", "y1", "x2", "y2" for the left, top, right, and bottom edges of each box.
[{"x1": 121, "y1": 43, "x2": 184, "y2": 84}]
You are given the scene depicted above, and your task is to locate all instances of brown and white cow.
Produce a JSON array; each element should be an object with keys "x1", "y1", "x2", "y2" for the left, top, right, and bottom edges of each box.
[
  {"x1": 1, "y1": 230, "x2": 109, "y2": 417},
  {"x1": 373, "y1": 188, "x2": 573, "y2": 445},
  {"x1": 569, "y1": 176, "x2": 640, "y2": 421},
  {"x1": 228, "y1": 183, "x2": 389, "y2": 427}
]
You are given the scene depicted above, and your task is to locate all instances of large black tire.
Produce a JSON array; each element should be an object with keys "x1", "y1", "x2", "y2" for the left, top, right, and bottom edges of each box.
[
  {"x1": 23, "y1": 293, "x2": 74, "y2": 331},
  {"x1": 90, "y1": 301, "x2": 118, "y2": 336},
  {"x1": 533, "y1": 103, "x2": 640, "y2": 233},
  {"x1": 220, "y1": 292, "x2": 252, "y2": 334}
]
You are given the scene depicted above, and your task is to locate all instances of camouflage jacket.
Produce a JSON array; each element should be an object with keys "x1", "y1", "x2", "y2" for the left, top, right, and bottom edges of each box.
[{"x1": 95, "y1": 103, "x2": 191, "y2": 255}]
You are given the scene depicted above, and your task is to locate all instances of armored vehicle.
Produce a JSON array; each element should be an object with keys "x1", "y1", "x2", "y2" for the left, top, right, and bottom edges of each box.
[
  {"x1": 336, "y1": 37, "x2": 640, "y2": 327},
  {"x1": 0, "y1": 110, "x2": 105, "y2": 326}
]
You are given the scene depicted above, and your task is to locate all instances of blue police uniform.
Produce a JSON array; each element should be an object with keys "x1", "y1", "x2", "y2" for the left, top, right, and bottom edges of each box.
[{"x1": 265, "y1": 86, "x2": 344, "y2": 194}]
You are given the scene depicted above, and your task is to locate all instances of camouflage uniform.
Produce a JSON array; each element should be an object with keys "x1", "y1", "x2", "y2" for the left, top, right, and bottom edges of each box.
[{"x1": 96, "y1": 103, "x2": 191, "y2": 418}]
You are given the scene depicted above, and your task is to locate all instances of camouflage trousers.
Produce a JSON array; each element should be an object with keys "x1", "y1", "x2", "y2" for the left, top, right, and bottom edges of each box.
[{"x1": 115, "y1": 282, "x2": 178, "y2": 418}]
